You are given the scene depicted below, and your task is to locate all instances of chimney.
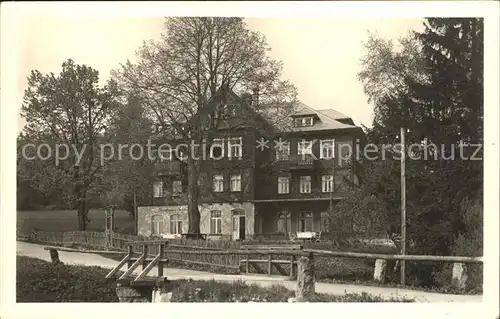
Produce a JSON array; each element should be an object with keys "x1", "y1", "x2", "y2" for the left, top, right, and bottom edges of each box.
[{"x1": 251, "y1": 87, "x2": 259, "y2": 107}]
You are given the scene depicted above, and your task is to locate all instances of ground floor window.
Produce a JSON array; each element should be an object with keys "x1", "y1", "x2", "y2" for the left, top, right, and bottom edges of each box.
[
  {"x1": 276, "y1": 211, "x2": 292, "y2": 233},
  {"x1": 298, "y1": 212, "x2": 313, "y2": 232},
  {"x1": 170, "y1": 214, "x2": 182, "y2": 234},
  {"x1": 210, "y1": 210, "x2": 222, "y2": 234},
  {"x1": 151, "y1": 215, "x2": 164, "y2": 235}
]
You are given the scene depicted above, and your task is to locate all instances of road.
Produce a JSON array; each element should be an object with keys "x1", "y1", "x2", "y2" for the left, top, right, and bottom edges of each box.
[{"x1": 17, "y1": 241, "x2": 482, "y2": 302}]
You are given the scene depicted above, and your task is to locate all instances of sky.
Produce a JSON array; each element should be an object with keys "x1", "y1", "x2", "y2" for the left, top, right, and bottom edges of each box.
[{"x1": 16, "y1": 15, "x2": 424, "y2": 132}]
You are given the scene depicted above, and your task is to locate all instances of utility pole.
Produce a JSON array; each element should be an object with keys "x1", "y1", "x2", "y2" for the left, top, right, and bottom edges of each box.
[
  {"x1": 329, "y1": 144, "x2": 335, "y2": 235},
  {"x1": 330, "y1": 158, "x2": 334, "y2": 213},
  {"x1": 400, "y1": 127, "x2": 407, "y2": 286},
  {"x1": 133, "y1": 184, "x2": 138, "y2": 235}
]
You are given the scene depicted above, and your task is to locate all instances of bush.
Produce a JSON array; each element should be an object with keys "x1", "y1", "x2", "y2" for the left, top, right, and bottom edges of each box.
[
  {"x1": 168, "y1": 279, "x2": 413, "y2": 302},
  {"x1": 16, "y1": 256, "x2": 118, "y2": 302}
]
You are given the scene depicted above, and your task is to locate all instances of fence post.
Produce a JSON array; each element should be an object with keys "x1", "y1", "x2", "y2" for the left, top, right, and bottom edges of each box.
[
  {"x1": 289, "y1": 255, "x2": 296, "y2": 280},
  {"x1": 295, "y1": 252, "x2": 315, "y2": 302},
  {"x1": 268, "y1": 254, "x2": 272, "y2": 275},
  {"x1": 158, "y1": 243, "x2": 164, "y2": 277},
  {"x1": 373, "y1": 259, "x2": 387, "y2": 283},
  {"x1": 142, "y1": 245, "x2": 148, "y2": 270},
  {"x1": 451, "y1": 262, "x2": 468, "y2": 290},
  {"x1": 245, "y1": 254, "x2": 249, "y2": 274},
  {"x1": 127, "y1": 245, "x2": 133, "y2": 269},
  {"x1": 49, "y1": 249, "x2": 62, "y2": 264}
]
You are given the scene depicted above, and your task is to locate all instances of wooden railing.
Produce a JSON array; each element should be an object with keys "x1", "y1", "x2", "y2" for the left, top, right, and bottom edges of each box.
[
  {"x1": 39, "y1": 232, "x2": 483, "y2": 295},
  {"x1": 28, "y1": 229, "x2": 482, "y2": 290},
  {"x1": 106, "y1": 240, "x2": 169, "y2": 283}
]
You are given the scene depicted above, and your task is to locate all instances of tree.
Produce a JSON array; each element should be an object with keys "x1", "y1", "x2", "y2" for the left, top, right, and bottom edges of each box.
[
  {"x1": 20, "y1": 59, "x2": 121, "y2": 230},
  {"x1": 112, "y1": 17, "x2": 297, "y2": 233},
  {"x1": 103, "y1": 93, "x2": 156, "y2": 220},
  {"x1": 345, "y1": 18, "x2": 483, "y2": 286}
]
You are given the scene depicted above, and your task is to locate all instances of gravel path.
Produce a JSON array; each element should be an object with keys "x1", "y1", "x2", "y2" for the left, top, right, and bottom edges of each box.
[{"x1": 17, "y1": 241, "x2": 482, "y2": 302}]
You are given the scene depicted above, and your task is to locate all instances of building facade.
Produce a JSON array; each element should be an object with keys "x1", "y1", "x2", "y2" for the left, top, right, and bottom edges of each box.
[{"x1": 137, "y1": 91, "x2": 363, "y2": 240}]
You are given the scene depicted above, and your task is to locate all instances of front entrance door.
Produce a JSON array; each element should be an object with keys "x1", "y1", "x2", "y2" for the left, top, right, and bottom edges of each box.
[
  {"x1": 232, "y1": 215, "x2": 240, "y2": 240},
  {"x1": 232, "y1": 211, "x2": 246, "y2": 241},
  {"x1": 239, "y1": 216, "x2": 246, "y2": 240}
]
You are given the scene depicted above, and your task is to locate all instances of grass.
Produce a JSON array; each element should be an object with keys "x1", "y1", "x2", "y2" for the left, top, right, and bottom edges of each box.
[
  {"x1": 16, "y1": 256, "x2": 414, "y2": 302},
  {"x1": 17, "y1": 209, "x2": 135, "y2": 235},
  {"x1": 17, "y1": 256, "x2": 119, "y2": 302}
]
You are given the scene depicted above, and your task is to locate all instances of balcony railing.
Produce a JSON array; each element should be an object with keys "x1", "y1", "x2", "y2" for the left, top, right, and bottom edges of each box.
[
  {"x1": 154, "y1": 160, "x2": 185, "y2": 176},
  {"x1": 277, "y1": 154, "x2": 316, "y2": 170}
]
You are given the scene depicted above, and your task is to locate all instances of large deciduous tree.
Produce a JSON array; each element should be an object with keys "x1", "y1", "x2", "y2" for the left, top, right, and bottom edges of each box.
[
  {"x1": 20, "y1": 59, "x2": 121, "y2": 230},
  {"x1": 112, "y1": 17, "x2": 297, "y2": 233}
]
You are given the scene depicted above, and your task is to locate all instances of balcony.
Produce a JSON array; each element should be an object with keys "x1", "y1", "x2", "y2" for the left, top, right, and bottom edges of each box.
[
  {"x1": 154, "y1": 160, "x2": 185, "y2": 176},
  {"x1": 278, "y1": 154, "x2": 316, "y2": 170}
]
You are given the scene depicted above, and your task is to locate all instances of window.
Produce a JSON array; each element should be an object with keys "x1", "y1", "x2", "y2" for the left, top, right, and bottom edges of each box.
[
  {"x1": 297, "y1": 140, "x2": 313, "y2": 155},
  {"x1": 151, "y1": 215, "x2": 164, "y2": 235},
  {"x1": 298, "y1": 212, "x2": 313, "y2": 232},
  {"x1": 170, "y1": 214, "x2": 182, "y2": 234},
  {"x1": 210, "y1": 210, "x2": 222, "y2": 234},
  {"x1": 295, "y1": 117, "x2": 314, "y2": 127},
  {"x1": 338, "y1": 142, "x2": 352, "y2": 166},
  {"x1": 157, "y1": 146, "x2": 173, "y2": 161},
  {"x1": 278, "y1": 177, "x2": 290, "y2": 194},
  {"x1": 322, "y1": 175, "x2": 334, "y2": 193},
  {"x1": 230, "y1": 174, "x2": 242, "y2": 192},
  {"x1": 213, "y1": 174, "x2": 224, "y2": 192},
  {"x1": 228, "y1": 137, "x2": 242, "y2": 159},
  {"x1": 299, "y1": 176, "x2": 311, "y2": 193},
  {"x1": 276, "y1": 212, "x2": 292, "y2": 233},
  {"x1": 153, "y1": 181, "x2": 163, "y2": 198},
  {"x1": 210, "y1": 139, "x2": 224, "y2": 158},
  {"x1": 173, "y1": 180, "x2": 182, "y2": 194},
  {"x1": 214, "y1": 104, "x2": 225, "y2": 120},
  {"x1": 320, "y1": 140, "x2": 334, "y2": 159},
  {"x1": 276, "y1": 141, "x2": 290, "y2": 161},
  {"x1": 320, "y1": 212, "x2": 330, "y2": 232}
]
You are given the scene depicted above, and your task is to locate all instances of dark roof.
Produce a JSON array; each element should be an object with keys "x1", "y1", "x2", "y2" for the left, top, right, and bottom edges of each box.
[{"x1": 284, "y1": 102, "x2": 358, "y2": 132}]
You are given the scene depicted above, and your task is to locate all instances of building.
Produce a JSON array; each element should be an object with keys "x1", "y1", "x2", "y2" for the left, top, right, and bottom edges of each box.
[{"x1": 137, "y1": 89, "x2": 363, "y2": 240}]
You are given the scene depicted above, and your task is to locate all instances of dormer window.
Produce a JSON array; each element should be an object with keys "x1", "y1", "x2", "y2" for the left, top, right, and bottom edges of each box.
[{"x1": 295, "y1": 116, "x2": 314, "y2": 127}]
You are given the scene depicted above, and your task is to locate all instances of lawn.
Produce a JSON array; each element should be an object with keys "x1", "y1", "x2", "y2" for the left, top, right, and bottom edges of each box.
[
  {"x1": 17, "y1": 209, "x2": 135, "y2": 235},
  {"x1": 16, "y1": 256, "x2": 414, "y2": 302}
]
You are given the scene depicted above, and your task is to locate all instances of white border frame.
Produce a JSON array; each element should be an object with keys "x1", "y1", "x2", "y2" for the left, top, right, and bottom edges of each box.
[{"x1": 1, "y1": 2, "x2": 498, "y2": 319}]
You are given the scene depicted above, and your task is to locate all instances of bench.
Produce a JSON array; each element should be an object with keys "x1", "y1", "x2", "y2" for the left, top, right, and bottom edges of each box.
[{"x1": 239, "y1": 244, "x2": 303, "y2": 278}]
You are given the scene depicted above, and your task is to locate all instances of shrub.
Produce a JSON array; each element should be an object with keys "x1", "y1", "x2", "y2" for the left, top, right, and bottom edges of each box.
[
  {"x1": 169, "y1": 279, "x2": 413, "y2": 302},
  {"x1": 16, "y1": 256, "x2": 118, "y2": 302},
  {"x1": 433, "y1": 198, "x2": 483, "y2": 293}
]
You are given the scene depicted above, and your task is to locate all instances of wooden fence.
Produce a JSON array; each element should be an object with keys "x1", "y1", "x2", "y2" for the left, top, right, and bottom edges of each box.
[
  {"x1": 27, "y1": 229, "x2": 397, "y2": 272},
  {"x1": 32, "y1": 229, "x2": 482, "y2": 290}
]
